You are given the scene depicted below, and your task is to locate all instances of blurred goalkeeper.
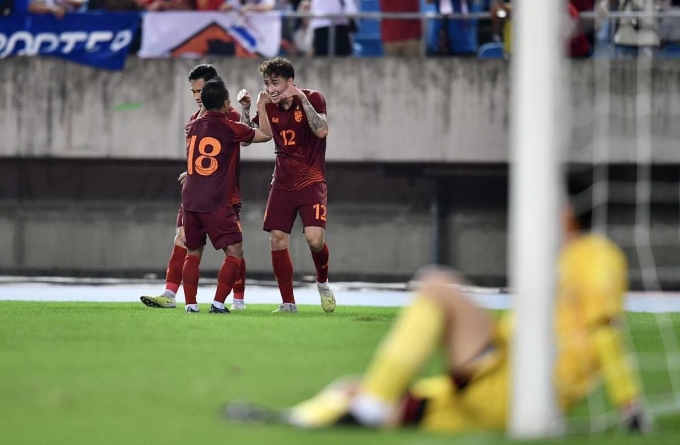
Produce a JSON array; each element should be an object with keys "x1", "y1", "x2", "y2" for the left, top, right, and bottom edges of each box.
[{"x1": 225, "y1": 177, "x2": 647, "y2": 433}]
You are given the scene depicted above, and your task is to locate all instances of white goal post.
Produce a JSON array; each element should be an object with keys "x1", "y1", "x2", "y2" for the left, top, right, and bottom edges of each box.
[{"x1": 508, "y1": 0, "x2": 567, "y2": 438}]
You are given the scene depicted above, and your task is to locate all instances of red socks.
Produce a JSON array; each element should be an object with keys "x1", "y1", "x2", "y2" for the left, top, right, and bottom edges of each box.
[
  {"x1": 214, "y1": 256, "x2": 242, "y2": 304},
  {"x1": 272, "y1": 249, "x2": 295, "y2": 304},
  {"x1": 233, "y1": 256, "x2": 246, "y2": 300},
  {"x1": 182, "y1": 254, "x2": 201, "y2": 305},
  {"x1": 311, "y1": 242, "x2": 330, "y2": 283},
  {"x1": 166, "y1": 245, "x2": 187, "y2": 293}
]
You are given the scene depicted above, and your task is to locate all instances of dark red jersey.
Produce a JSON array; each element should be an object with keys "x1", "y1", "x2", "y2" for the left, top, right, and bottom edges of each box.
[
  {"x1": 182, "y1": 111, "x2": 254, "y2": 212},
  {"x1": 254, "y1": 89, "x2": 327, "y2": 191},
  {"x1": 187, "y1": 106, "x2": 244, "y2": 206}
]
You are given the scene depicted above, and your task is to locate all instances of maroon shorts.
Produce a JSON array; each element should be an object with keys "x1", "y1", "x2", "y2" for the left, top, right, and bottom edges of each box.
[
  {"x1": 263, "y1": 182, "x2": 327, "y2": 233},
  {"x1": 178, "y1": 203, "x2": 241, "y2": 228},
  {"x1": 183, "y1": 205, "x2": 243, "y2": 251}
]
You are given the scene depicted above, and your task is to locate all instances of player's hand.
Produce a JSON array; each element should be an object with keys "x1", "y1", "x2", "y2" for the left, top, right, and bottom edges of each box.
[
  {"x1": 279, "y1": 85, "x2": 304, "y2": 101},
  {"x1": 256, "y1": 91, "x2": 271, "y2": 107},
  {"x1": 237, "y1": 89, "x2": 251, "y2": 108},
  {"x1": 178, "y1": 171, "x2": 187, "y2": 185}
]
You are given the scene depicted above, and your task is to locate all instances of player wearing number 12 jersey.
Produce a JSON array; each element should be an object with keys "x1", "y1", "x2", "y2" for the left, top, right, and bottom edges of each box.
[
  {"x1": 240, "y1": 57, "x2": 336, "y2": 314},
  {"x1": 181, "y1": 78, "x2": 273, "y2": 314}
]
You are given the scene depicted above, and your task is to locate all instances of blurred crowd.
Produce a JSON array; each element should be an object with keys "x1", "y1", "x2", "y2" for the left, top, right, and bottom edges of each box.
[{"x1": 18, "y1": 0, "x2": 680, "y2": 58}]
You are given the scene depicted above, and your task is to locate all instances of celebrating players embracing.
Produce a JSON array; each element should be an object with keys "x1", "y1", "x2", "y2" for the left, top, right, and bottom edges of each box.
[
  {"x1": 181, "y1": 78, "x2": 273, "y2": 313},
  {"x1": 140, "y1": 64, "x2": 250, "y2": 311}
]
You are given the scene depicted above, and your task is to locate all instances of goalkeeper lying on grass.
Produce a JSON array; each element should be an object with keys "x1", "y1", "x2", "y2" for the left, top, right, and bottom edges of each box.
[{"x1": 224, "y1": 180, "x2": 648, "y2": 433}]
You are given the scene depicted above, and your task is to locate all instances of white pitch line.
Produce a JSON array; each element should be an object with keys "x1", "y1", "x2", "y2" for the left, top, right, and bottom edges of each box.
[{"x1": 0, "y1": 283, "x2": 679, "y2": 312}]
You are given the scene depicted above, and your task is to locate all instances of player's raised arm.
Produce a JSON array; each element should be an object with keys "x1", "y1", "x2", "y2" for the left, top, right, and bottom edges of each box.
[
  {"x1": 237, "y1": 89, "x2": 258, "y2": 128},
  {"x1": 252, "y1": 91, "x2": 273, "y2": 142},
  {"x1": 282, "y1": 86, "x2": 328, "y2": 139},
  {"x1": 237, "y1": 89, "x2": 259, "y2": 146},
  {"x1": 249, "y1": 99, "x2": 272, "y2": 143}
]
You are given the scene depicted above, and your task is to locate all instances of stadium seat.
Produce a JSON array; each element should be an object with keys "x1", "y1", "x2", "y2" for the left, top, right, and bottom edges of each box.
[
  {"x1": 477, "y1": 42, "x2": 505, "y2": 59},
  {"x1": 354, "y1": 0, "x2": 384, "y2": 57},
  {"x1": 659, "y1": 43, "x2": 680, "y2": 58}
]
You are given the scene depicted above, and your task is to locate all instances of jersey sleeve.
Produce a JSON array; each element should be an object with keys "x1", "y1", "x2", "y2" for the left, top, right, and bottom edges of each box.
[
  {"x1": 227, "y1": 107, "x2": 241, "y2": 122},
  {"x1": 231, "y1": 120, "x2": 256, "y2": 143},
  {"x1": 306, "y1": 91, "x2": 327, "y2": 116}
]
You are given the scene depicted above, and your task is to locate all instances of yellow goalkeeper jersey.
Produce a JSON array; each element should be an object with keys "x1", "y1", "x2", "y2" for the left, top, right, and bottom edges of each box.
[{"x1": 554, "y1": 233, "x2": 639, "y2": 410}]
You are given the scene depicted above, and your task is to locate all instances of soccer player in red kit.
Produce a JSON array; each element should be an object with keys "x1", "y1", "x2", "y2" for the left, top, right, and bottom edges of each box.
[
  {"x1": 140, "y1": 64, "x2": 250, "y2": 311},
  {"x1": 238, "y1": 57, "x2": 336, "y2": 314},
  {"x1": 182, "y1": 78, "x2": 273, "y2": 313}
]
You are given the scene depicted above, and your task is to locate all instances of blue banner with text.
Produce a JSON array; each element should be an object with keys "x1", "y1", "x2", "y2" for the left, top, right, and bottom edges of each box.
[{"x1": 0, "y1": 12, "x2": 141, "y2": 70}]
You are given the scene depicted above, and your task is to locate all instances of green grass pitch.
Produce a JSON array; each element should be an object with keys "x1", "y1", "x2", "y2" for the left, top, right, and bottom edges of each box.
[{"x1": 0, "y1": 302, "x2": 679, "y2": 445}]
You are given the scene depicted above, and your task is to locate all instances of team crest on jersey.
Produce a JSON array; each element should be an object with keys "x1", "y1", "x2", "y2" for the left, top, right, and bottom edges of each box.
[
  {"x1": 294, "y1": 111, "x2": 303, "y2": 123},
  {"x1": 272, "y1": 117, "x2": 279, "y2": 123}
]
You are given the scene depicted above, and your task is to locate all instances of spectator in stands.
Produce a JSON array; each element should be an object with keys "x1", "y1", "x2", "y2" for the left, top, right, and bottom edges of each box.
[
  {"x1": 491, "y1": 0, "x2": 594, "y2": 59},
  {"x1": 291, "y1": 0, "x2": 314, "y2": 57},
  {"x1": 567, "y1": 1, "x2": 593, "y2": 58},
  {"x1": 425, "y1": 0, "x2": 481, "y2": 56},
  {"x1": 29, "y1": 0, "x2": 82, "y2": 17},
  {"x1": 613, "y1": 0, "x2": 660, "y2": 57},
  {"x1": 659, "y1": 0, "x2": 680, "y2": 49},
  {"x1": 570, "y1": 0, "x2": 597, "y2": 51},
  {"x1": 142, "y1": 0, "x2": 193, "y2": 11},
  {"x1": 310, "y1": 0, "x2": 358, "y2": 57},
  {"x1": 194, "y1": 0, "x2": 224, "y2": 10},
  {"x1": 87, "y1": 0, "x2": 145, "y2": 11},
  {"x1": 220, "y1": 0, "x2": 276, "y2": 12},
  {"x1": 490, "y1": 0, "x2": 511, "y2": 55},
  {"x1": 379, "y1": 0, "x2": 423, "y2": 57}
]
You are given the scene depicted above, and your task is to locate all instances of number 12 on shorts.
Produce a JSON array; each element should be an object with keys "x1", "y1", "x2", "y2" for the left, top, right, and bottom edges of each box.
[{"x1": 313, "y1": 204, "x2": 327, "y2": 221}]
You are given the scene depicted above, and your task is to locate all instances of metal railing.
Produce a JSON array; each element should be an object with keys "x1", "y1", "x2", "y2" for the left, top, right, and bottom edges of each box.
[{"x1": 276, "y1": 9, "x2": 680, "y2": 57}]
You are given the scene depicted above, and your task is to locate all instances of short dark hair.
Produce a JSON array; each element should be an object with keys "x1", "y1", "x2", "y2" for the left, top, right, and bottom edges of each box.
[
  {"x1": 258, "y1": 57, "x2": 295, "y2": 80},
  {"x1": 567, "y1": 169, "x2": 594, "y2": 231},
  {"x1": 201, "y1": 78, "x2": 229, "y2": 111},
  {"x1": 188, "y1": 64, "x2": 218, "y2": 82}
]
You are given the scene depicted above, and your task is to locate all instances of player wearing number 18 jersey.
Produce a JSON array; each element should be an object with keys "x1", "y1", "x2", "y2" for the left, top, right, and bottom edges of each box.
[
  {"x1": 140, "y1": 64, "x2": 250, "y2": 311},
  {"x1": 241, "y1": 57, "x2": 336, "y2": 314},
  {"x1": 181, "y1": 78, "x2": 272, "y2": 314}
]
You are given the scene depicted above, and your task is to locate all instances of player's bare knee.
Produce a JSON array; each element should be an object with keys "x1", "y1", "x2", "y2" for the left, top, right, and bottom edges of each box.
[
  {"x1": 173, "y1": 235, "x2": 185, "y2": 248},
  {"x1": 413, "y1": 266, "x2": 465, "y2": 306},
  {"x1": 174, "y1": 227, "x2": 186, "y2": 248},
  {"x1": 225, "y1": 243, "x2": 243, "y2": 258},
  {"x1": 307, "y1": 237, "x2": 324, "y2": 252},
  {"x1": 270, "y1": 239, "x2": 286, "y2": 250},
  {"x1": 269, "y1": 233, "x2": 288, "y2": 251}
]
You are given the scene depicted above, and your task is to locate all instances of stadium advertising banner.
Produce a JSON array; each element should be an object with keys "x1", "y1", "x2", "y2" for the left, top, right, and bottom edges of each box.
[
  {"x1": 0, "y1": 12, "x2": 141, "y2": 70},
  {"x1": 138, "y1": 11, "x2": 281, "y2": 59}
]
